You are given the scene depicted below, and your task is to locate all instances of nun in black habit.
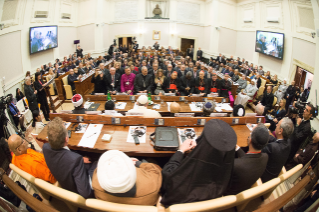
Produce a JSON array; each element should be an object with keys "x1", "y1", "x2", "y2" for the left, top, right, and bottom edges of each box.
[{"x1": 160, "y1": 119, "x2": 237, "y2": 207}]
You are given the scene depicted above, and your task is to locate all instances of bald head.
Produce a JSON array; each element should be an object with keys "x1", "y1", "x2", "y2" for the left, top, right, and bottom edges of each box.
[{"x1": 8, "y1": 134, "x2": 27, "y2": 156}]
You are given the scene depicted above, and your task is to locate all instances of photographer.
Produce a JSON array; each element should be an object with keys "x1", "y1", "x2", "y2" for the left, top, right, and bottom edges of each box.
[
  {"x1": 286, "y1": 103, "x2": 315, "y2": 164},
  {"x1": 284, "y1": 81, "x2": 296, "y2": 111},
  {"x1": 8, "y1": 94, "x2": 26, "y2": 131}
]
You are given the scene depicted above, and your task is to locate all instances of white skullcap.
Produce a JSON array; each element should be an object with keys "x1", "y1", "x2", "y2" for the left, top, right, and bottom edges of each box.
[
  {"x1": 97, "y1": 150, "x2": 136, "y2": 194},
  {"x1": 137, "y1": 95, "x2": 148, "y2": 104},
  {"x1": 72, "y1": 94, "x2": 83, "y2": 107}
]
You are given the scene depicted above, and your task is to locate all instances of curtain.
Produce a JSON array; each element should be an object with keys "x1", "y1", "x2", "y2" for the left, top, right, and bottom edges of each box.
[{"x1": 146, "y1": 0, "x2": 169, "y2": 18}]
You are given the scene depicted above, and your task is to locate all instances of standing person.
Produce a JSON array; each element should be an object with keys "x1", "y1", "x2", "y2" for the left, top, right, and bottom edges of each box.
[
  {"x1": 133, "y1": 41, "x2": 139, "y2": 51},
  {"x1": 91, "y1": 68, "x2": 107, "y2": 94},
  {"x1": 8, "y1": 95, "x2": 25, "y2": 131},
  {"x1": 274, "y1": 80, "x2": 288, "y2": 104},
  {"x1": 284, "y1": 81, "x2": 296, "y2": 111},
  {"x1": 153, "y1": 41, "x2": 160, "y2": 50},
  {"x1": 33, "y1": 73, "x2": 50, "y2": 121},
  {"x1": 24, "y1": 77, "x2": 38, "y2": 114},
  {"x1": 187, "y1": 45, "x2": 194, "y2": 59},
  {"x1": 197, "y1": 47, "x2": 203, "y2": 61},
  {"x1": 121, "y1": 67, "x2": 136, "y2": 95},
  {"x1": 76, "y1": 45, "x2": 83, "y2": 58}
]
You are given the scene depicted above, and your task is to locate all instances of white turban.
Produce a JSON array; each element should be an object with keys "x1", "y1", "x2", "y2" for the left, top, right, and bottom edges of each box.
[
  {"x1": 97, "y1": 150, "x2": 136, "y2": 194},
  {"x1": 137, "y1": 95, "x2": 148, "y2": 104}
]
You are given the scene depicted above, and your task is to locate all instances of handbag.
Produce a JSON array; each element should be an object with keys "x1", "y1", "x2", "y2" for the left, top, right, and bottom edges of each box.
[{"x1": 150, "y1": 127, "x2": 179, "y2": 151}]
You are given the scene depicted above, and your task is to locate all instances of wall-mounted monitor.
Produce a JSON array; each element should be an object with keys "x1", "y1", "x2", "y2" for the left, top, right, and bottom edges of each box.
[
  {"x1": 255, "y1": 30, "x2": 284, "y2": 60},
  {"x1": 29, "y1": 25, "x2": 58, "y2": 54}
]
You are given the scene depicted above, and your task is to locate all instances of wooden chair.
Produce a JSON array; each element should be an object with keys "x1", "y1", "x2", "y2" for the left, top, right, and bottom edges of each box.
[
  {"x1": 257, "y1": 86, "x2": 265, "y2": 98},
  {"x1": 85, "y1": 199, "x2": 157, "y2": 212},
  {"x1": 9, "y1": 164, "x2": 50, "y2": 200},
  {"x1": 234, "y1": 177, "x2": 281, "y2": 212},
  {"x1": 272, "y1": 85, "x2": 279, "y2": 94},
  {"x1": 34, "y1": 178, "x2": 89, "y2": 212},
  {"x1": 62, "y1": 75, "x2": 73, "y2": 99},
  {"x1": 272, "y1": 96, "x2": 277, "y2": 107}
]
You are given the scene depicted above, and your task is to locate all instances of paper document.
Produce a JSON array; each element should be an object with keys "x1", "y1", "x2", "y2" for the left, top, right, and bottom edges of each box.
[
  {"x1": 115, "y1": 102, "x2": 127, "y2": 109},
  {"x1": 126, "y1": 126, "x2": 147, "y2": 143},
  {"x1": 153, "y1": 104, "x2": 160, "y2": 109},
  {"x1": 246, "y1": 124, "x2": 257, "y2": 131},
  {"x1": 178, "y1": 128, "x2": 197, "y2": 144},
  {"x1": 78, "y1": 124, "x2": 103, "y2": 148},
  {"x1": 166, "y1": 102, "x2": 174, "y2": 112},
  {"x1": 189, "y1": 103, "x2": 203, "y2": 111},
  {"x1": 63, "y1": 122, "x2": 71, "y2": 129},
  {"x1": 215, "y1": 103, "x2": 233, "y2": 112},
  {"x1": 84, "y1": 102, "x2": 94, "y2": 109}
]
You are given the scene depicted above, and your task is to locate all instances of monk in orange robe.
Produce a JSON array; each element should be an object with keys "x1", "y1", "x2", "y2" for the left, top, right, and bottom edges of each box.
[{"x1": 8, "y1": 134, "x2": 56, "y2": 184}]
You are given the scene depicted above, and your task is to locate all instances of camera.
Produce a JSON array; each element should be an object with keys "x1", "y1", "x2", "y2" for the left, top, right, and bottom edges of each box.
[{"x1": 289, "y1": 101, "x2": 307, "y2": 118}]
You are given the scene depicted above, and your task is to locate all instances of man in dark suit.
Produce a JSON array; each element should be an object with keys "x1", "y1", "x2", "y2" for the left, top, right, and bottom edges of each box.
[
  {"x1": 261, "y1": 117, "x2": 294, "y2": 182},
  {"x1": 180, "y1": 72, "x2": 194, "y2": 96},
  {"x1": 106, "y1": 67, "x2": 121, "y2": 94},
  {"x1": 108, "y1": 44, "x2": 114, "y2": 56},
  {"x1": 177, "y1": 65, "x2": 188, "y2": 78},
  {"x1": 166, "y1": 72, "x2": 181, "y2": 94},
  {"x1": 259, "y1": 86, "x2": 274, "y2": 116},
  {"x1": 153, "y1": 41, "x2": 160, "y2": 50},
  {"x1": 134, "y1": 67, "x2": 153, "y2": 94},
  {"x1": 187, "y1": 45, "x2": 194, "y2": 59},
  {"x1": 77, "y1": 63, "x2": 85, "y2": 75},
  {"x1": 148, "y1": 63, "x2": 159, "y2": 77},
  {"x1": 225, "y1": 125, "x2": 269, "y2": 195},
  {"x1": 284, "y1": 81, "x2": 296, "y2": 111},
  {"x1": 207, "y1": 74, "x2": 221, "y2": 96},
  {"x1": 286, "y1": 103, "x2": 314, "y2": 164},
  {"x1": 43, "y1": 117, "x2": 96, "y2": 198},
  {"x1": 197, "y1": 48, "x2": 203, "y2": 61},
  {"x1": 75, "y1": 57, "x2": 82, "y2": 66},
  {"x1": 216, "y1": 53, "x2": 226, "y2": 65},
  {"x1": 24, "y1": 77, "x2": 38, "y2": 113}
]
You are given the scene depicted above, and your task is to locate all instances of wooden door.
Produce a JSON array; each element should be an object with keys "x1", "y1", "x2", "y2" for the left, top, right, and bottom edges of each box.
[{"x1": 181, "y1": 38, "x2": 195, "y2": 55}]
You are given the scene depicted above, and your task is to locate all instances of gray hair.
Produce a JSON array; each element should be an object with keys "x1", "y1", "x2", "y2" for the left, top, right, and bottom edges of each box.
[
  {"x1": 141, "y1": 66, "x2": 148, "y2": 71},
  {"x1": 255, "y1": 104, "x2": 264, "y2": 116},
  {"x1": 110, "y1": 67, "x2": 116, "y2": 71},
  {"x1": 279, "y1": 117, "x2": 294, "y2": 140},
  {"x1": 186, "y1": 72, "x2": 192, "y2": 77}
]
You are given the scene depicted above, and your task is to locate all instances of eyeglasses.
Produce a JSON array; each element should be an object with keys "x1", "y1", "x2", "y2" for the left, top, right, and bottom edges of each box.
[{"x1": 16, "y1": 139, "x2": 25, "y2": 150}]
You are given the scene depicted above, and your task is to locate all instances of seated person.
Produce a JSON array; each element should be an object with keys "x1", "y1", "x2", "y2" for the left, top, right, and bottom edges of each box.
[
  {"x1": 8, "y1": 134, "x2": 56, "y2": 184},
  {"x1": 236, "y1": 74, "x2": 247, "y2": 94},
  {"x1": 43, "y1": 117, "x2": 96, "y2": 198},
  {"x1": 234, "y1": 79, "x2": 258, "y2": 106},
  {"x1": 134, "y1": 67, "x2": 153, "y2": 94},
  {"x1": 166, "y1": 72, "x2": 181, "y2": 94},
  {"x1": 106, "y1": 67, "x2": 121, "y2": 95},
  {"x1": 127, "y1": 95, "x2": 161, "y2": 118},
  {"x1": 180, "y1": 72, "x2": 194, "y2": 96},
  {"x1": 161, "y1": 119, "x2": 237, "y2": 207},
  {"x1": 265, "y1": 99, "x2": 286, "y2": 132},
  {"x1": 219, "y1": 73, "x2": 232, "y2": 98},
  {"x1": 231, "y1": 69, "x2": 239, "y2": 82},
  {"x1": 255, "y1": 103, "x2": 265, "y2": 116},
  {"x1": 103, "y1": 101, "x2": 123, "y2": 116},
  {"x1": 72, "y1": 94, "x2": 87, "y2": 114},
  {"x1": 202, "y1": 101, "x2": 215, "y2": 117},
  {"x1": 8, "y1": 94, "x2": 26, "y2": 131},
  {"x1": 259, "y1": 85, "x2": 274, "y2": 116},
  {"x1": 32, "y1": 110, "x2": 45, "y2": 134},
  {"x1": 294, "y1": 183, "x2": 319, "y2": 212},
  {"x1": 194, "y1": 71, "x2": 208, "y2": 96},
  {"x1": 261, "y1": 117, "x2": 294, "y2": 182},
  {"x1": 91, "y1": 68, "x2": 107, "y2": 94},
  {"x1": 207, "y1": 74, "x2": 220, "y2": 96},
  {"x1": 120, "y1": 66, "x2": 136, "y2": 95},
  {"x1": 67, "y1": 69, "x2": 78, "y2": 90},
  {"x1": 92, "y1": 150, "x2": 162, "y2": 205},
  {"x1": 285, "y1": 132, "x2": 319, "y2": 171},
  {"x1": 224, "y1": 124, "x2": 269, "y2": 195},
  {"x1": 153, "y1": 69, "x2": 168, "y2": 95}
]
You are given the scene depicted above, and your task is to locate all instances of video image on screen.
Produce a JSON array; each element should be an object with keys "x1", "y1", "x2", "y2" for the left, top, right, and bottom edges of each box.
[
  {"x1": 30, "y1": 26, "x2": 57, "y2": 54},
  {"x1": 255, "y1": 31, "x2": 284, "y2": 60}
]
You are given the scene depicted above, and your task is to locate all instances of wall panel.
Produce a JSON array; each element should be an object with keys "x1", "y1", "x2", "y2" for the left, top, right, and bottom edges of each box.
[
  {"x1": 144, "y1": 22, "x2": 169, "y2": 47},
  {"x1": 77, "y1": 24, "x2": 95, "y2": 51},
  {"x1": 59, "y1": 26, "x2": 77, "y2": 57},
  {"x1": 30, "y1": 48, "x2": 54, "y2": 70},
  {"x1": 235, "y1": 31, "x2": 255, "y2": 62},
  {"x1": 218, "y1": 27, "x2": 237, "y2": 56},
  {"x1": 258, "y1": 53, "x2": 282, "y2": 74},
  {"x1": 292, "y1": 38, "x2": 316, "y2": 68}
]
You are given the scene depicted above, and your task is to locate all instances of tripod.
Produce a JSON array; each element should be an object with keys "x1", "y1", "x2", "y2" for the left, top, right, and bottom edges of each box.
[{"x1": 1, "y1": 110, "x2": 35, "y2": 151}]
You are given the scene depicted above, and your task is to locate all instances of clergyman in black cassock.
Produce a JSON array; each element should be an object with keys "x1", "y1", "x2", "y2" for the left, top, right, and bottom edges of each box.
[{"x1": 160, "y1": 119, "x2": 237, "y2": 207}]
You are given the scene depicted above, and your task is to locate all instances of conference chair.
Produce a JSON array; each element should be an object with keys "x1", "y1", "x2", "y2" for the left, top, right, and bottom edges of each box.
[
  {"x1": 34, "y1": 178, "x2": 89, "y2": 212},
  {"x1": 260, "y1": 78, "x2": 266, "y2": 87},
  {"x1": 234, "y1": 177, "x2": 281, "y2": 212},
  {"x1": 272, "y1": 85, "x2": 279, "y2": 94},
  {"x1": 62, "y1": 75, "x2": 73, "y2": 99},
  {"x1": 164, "y1": 195, "x2": 237, "y2": 212},
  {"x1": 9, "y1": 164, "x2": 50, "y2": 200},
  {"x1": 85, "y1": 199, "x2": 158, "y2": 212},
  {"x1": 257, "y1": 85, "x2": 265, "y2": 98}
]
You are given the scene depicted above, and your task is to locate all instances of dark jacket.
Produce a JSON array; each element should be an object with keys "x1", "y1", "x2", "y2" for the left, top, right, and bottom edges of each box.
[
  {"x1": 91, "y1": 74, "x2": 107, "y2": 94},
  {"x1": 42, "y1": 143, "x2": 92, "y2": 198},
  {"x1": 194, "y1": 78, "x2": 208, "y2": 95},
  {"x1": 225, "y1": 149, "x2": 268, "y2": 195},
  {"x1": 180, "y1": 76, "x2": 195, "y2": 96},
  {"x1": 68, "y1": 74, "x2": 78, "y2": 90},
  {"x1": 106, "y1": 73, "x2": 121, "y2": 92},
  {"x1": 24, "y1": 84, "x2": 38, "y2": 111},
  {"x1": 33, "y1": 80, "x2": 47, "y2": 102},
  {"x1": 261, "y1": 93, "x2": 274, "y2": 108},
  {"x1": 261, "y1": 136, "x2": 291, "y2": 182},
  {"x1": 220, "y1": 79, "x2": 232, "y2": 98},
  {"x1": 256, "y1": 78, "x2": 262, "y2": 88},
  {"x1": 285, "y1": 85, "x2": 296, "y2": 100},
  {"x1": 207, "y1": 78, "x2": 221, "y2": 95},
  {"x1": 134, "y1": 73, "x2": 153, "y2": 93}
]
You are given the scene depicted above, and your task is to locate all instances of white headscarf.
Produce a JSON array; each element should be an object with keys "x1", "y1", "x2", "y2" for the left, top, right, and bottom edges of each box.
[{"x1": 97, "y1": 150, "x2": 136, "y2": 193}]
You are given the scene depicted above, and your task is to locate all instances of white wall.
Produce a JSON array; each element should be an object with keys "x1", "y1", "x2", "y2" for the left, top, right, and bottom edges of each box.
[
  {"x1": 78, "y1": 24, "x2": 95, "y2": 51},
  {"x1": 59, "y1": 27, "x2": 77, "y2": 58},
  {"x1": 292, "y1": 38, "x2": 316, "y2": 68},
  {"x1": 235, "y1": 31, "x2": 255, "y2": 62},
  {"x1": 218, "y1": 27, "x2": 237, "y2": 56}
]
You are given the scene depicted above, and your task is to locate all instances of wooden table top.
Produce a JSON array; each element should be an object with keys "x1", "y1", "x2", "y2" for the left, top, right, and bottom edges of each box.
[{"x1": 37, "y1": 124, "x2": 250, "y2": 157}]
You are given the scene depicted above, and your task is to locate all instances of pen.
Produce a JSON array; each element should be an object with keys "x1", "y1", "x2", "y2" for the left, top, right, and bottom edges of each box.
[{"x1": 87, "y1": 132, "x2": 97, "y2": 138}]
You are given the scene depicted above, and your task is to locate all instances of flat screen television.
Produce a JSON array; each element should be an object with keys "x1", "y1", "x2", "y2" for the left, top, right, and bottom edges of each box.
[
  {"x1": 255, "y1": 30, "x2": 284, "y2": 60},
  {"x1": 29, "y1": 25, "x2": 58, "y2": 54}
]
